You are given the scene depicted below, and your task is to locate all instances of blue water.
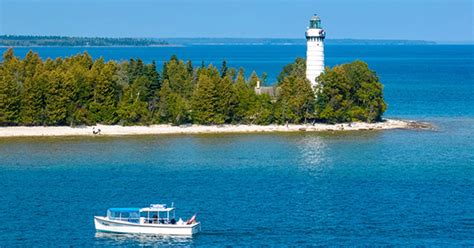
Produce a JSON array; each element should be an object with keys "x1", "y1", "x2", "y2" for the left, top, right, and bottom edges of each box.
[{"x1": 0, "y1": 45, "x2": 473, "y2": 246}]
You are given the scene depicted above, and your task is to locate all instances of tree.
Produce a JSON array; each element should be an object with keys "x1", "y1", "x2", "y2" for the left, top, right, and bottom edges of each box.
[
  {"x1": 117, "y1": 75, "x2": 150, "y2": 125},
  {"x1": 156, "y1": 79, "x2": 188, "y2": 125},
  {"x1": 248, "y1": 71, "x2": 260, "y2": 88},
  {"x1": 316, "y1": 60, "x2": 387, "y2": 123},
  {"x1": 89, "y1": 61, "x2": 118, "y2": 124},
  {"x1": 20, "y1": 71, "x2": 46, "y2": 125},
  {"x1": 277, "y1": 57, "x2": 306, "y2": 83},
  {"x1": 214, "y1": 76, "x2": 236, "y2": 124},
  {"x1": 165, "y1": 56, "x2": 194, "y2": 98},
  {"x1": 45, "y1": 69, "x2": 71, "y2": 125},
  {"x1": 220, "y1": 60, "x2": 228, "y2": 78},
  {"x1": 274, "y1": 75, "x2": 315, "y2": 124},
  {"x1": 191, "y1": 65, "x2": 222, "y2": 124},
  {"x1": 273, "y1": 57, "x2": 315, "y2": 124},
  {"x1": 0, "y1": 48, "x2": 22, "y2": 125}
]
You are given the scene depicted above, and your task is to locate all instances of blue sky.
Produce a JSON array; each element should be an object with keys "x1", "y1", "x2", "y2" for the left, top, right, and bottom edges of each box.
[{"x1": 1, "y1": 0, "x2": 473, "y2": 42}]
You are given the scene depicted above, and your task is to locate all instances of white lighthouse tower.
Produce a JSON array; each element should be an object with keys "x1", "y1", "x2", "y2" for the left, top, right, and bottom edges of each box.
[{"x1": 305, "y1": 14, "x2": 326, "y2": 87}]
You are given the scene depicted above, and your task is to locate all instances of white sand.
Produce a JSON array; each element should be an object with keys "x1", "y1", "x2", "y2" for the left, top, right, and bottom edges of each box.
[{"x1": 0, "y1": 119, "x2": 429, "y2": 138}]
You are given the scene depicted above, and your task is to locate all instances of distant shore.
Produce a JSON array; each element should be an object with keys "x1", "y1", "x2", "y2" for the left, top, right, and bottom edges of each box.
[{"x1": 0, "y1": 119, "x2": 432, "y2": 138}]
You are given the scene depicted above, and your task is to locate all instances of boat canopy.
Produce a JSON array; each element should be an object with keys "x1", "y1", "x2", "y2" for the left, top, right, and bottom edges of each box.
[
  {"x1": 108, "y1": 208, "x2": 140, "y2": 213},
  {"x1": 139, "y1": 204, "x2": 174, "y2": 212},
  {"x1": 107, "y1": 204, "x2": 174, "y2": 213}
]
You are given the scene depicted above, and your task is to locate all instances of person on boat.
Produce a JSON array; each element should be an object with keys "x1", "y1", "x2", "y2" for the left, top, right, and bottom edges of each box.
[
  {"x1": 186, "y1": 214, "x2": 197, "y2": 225},
  {"x1": 153, "y1": 214, "x2": 158, "y2": 224}
]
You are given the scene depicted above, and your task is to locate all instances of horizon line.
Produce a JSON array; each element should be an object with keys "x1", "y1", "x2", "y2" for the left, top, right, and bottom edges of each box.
[{"x1": 1, "y1": 34, "x2": 474, "y2": 44}]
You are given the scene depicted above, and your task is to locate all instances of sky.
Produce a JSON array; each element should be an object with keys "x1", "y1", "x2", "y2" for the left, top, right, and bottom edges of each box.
[{"x1": 1, "y1": 0, "x2": 473, "y2": 42}]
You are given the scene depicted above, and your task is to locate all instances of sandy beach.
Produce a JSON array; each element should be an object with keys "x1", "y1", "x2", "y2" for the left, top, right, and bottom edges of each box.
[{"x1": 0, "y1": 119, "x2": 431, "y2": 138}]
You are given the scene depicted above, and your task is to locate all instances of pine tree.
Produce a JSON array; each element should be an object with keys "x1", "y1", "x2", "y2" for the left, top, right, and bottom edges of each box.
[
  {"x1": 248, "y1": 71, "x2": 260, "y2": 88},
  {"x1": 233, "y1": 68, "x2": 253, "y2": 123},
  {"x1": 214, "y1": 76, "x2": 236, "y2": 124},
  {"x1": 0, "y1": 48, "x2": 21, "y2": 125},
  {"x1": 89, "y1": 61, "x2": 118, "y2": 124},
  {"x1": 20, "y1": 71, "x2": 46, "y2": 125},
  {"x1": 274, "y1": 75, "x2": 315, "y2": 124},
  {"x1": 191, "y1": 66, "x2": 219, "y2": 124},
  {"x1": 157, "y1": 79, "x2": 172, "y2": 123},
  {"x1": 220, "y1": 60, "x2": 228, "y2": 78},
  {"x1": 45, "y1": 69, "x2": 70, "y2": 125},
  {"x1": 117, "y1": 75, "x2": 150, "y2": 125}
]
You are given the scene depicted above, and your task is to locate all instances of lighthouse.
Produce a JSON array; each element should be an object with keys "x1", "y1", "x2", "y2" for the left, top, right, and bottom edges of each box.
[{"x1": 305, "y1": 14, "x2": 326, "y2": 87}]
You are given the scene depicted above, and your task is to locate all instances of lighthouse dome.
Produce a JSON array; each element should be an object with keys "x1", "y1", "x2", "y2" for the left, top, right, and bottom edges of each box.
[{"x1": 309, "y1": 14, "x2": 322, "y2": 29}]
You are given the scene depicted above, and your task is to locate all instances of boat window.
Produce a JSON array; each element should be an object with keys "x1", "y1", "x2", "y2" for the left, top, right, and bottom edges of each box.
[{"x1": 159, "y1": 211, "x2": 168, "y2": 219}]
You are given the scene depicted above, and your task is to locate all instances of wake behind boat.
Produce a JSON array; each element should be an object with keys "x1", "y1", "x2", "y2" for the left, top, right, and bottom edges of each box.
[{"x1": 94, "y1": 204, "x2": 200, "y2": 235}]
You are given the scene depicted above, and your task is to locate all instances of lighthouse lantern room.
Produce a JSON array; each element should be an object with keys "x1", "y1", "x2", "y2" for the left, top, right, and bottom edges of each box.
[{"x1": 305, "y1": 14, "x2": 326, "y2": 87}]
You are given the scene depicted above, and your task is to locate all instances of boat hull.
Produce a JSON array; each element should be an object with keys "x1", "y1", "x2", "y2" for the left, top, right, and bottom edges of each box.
[{"x1": 94, "y1": 216, "x2": 200, "y2": 235}]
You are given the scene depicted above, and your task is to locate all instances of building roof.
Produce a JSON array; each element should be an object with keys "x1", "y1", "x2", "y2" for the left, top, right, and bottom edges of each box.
[
  {"x1": 255, "y1": 86, "x2": 277, "y2": 97},
  {"x1": 311, "y1": 15, "x2": 320, "y2": 21}
]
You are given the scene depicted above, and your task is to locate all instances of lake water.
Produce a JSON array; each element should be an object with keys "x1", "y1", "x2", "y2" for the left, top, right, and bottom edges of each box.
[{"x1": 0, "y1": 45, "x2": 473, "y2": 246}]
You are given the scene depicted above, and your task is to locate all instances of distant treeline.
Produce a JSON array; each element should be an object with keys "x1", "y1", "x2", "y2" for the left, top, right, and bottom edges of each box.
[
  {"x1": 0, "y1": 35, "x2": 168, "y2": 47},
  {"x1": 0, "y1": 48, "x2": 386, "y2": 126},
  {"x1": 166, "y1": 38, "x2": 436, "y2": 45},
  {"x1": 0, "y1": 35, "x2": 435, "y2": 46}
]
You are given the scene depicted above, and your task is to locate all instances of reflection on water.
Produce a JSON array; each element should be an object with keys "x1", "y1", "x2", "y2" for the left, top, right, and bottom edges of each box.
[
  {"x1": 298, "y1": 135, "x2": 330, "y2": 172},
  {"x1": 95, "y1": 232, "x2": 194, "y2": 247}
]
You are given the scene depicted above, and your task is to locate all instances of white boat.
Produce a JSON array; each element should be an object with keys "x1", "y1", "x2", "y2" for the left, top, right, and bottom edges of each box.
[{"x1": 94, "y1": 204, "x2": 200, "y2": 235}]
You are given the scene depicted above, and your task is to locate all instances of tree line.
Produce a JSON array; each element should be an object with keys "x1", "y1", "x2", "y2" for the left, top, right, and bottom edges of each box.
[
  {"x1": 0, "y1": 35, "x2": 168, "y2": 47},
  {"x1": 0, "y1": 48, "x2": 386, "y2": 126}
]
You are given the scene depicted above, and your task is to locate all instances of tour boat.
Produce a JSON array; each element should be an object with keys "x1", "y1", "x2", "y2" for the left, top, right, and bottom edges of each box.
[{"x1": 94, "y1": 204, "x2": 200, "y2": 235}]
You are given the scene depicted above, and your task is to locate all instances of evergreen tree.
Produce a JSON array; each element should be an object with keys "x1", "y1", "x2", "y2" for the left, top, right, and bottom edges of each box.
[
  {"x1": 233, "y1": 69, "x2": 254, "y2": 123},
  {"x1": 277, "y1": 57, "x2": 306, "y2": 83},
  {"x1": 89, "y1": 61, "x2": 118, "y2": 124},
  {"x1": 156, "y1": 79, "x2": 173, "y2": 123},
  {"x1": 20, "y1": 71, "x2": 46, "y2": 125},
  {"x1": 214, "y1": 76, "x2": 236, "y2": 123},
  {"x1": 117, "y1": 75, "x2": 150, "y2": 124},
  {"x1": 191, "y1": 66, "x2": 220, "y2": 124},
  {"x1": 274, "y1": 75, "x2": 315, "y2": 124},
  {"x1": 45, "y1": 69, "x2": 70, "y2": 125},
  {"x1": 165, "y1": 56, "x2": 194, "y2": 98},
  {"x1": 157, "y1": 78, "x2": 189, "y2": 125},
  {"x1": 248, "y1": 71, "x2": 260, "y2": 88},
  {"x1": 0, "y1": 49, "x2": 22, "y2": 125},
  {"x1": 220, "y1": 60, "x2": 228, "y2": 78}
]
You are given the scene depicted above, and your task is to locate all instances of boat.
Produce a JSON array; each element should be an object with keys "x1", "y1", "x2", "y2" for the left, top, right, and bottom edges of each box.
[{"x1": 94, "y1": 204, "x2": 201, "y2": 235}]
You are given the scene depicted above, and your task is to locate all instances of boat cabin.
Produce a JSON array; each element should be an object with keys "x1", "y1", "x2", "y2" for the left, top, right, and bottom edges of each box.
[{"x1": 106, "y1": 204, "x2": 177, "y2": 225}]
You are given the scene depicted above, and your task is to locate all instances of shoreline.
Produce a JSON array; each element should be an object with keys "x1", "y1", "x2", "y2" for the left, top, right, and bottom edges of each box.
[{"x1": 0, "y1": 119, "x2": 432, "y2": 138}]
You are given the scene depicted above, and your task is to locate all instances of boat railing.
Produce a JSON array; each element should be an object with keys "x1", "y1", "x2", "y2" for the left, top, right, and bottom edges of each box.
[
  {"x1": 109, "y1": 216, "x2": 140, "y2": 223},
  {"x1": 141, "y1": 217, "x2": 177, "y2": 224},
  {"x1": 108, "y1": 216, "x2": 177, "y2": 224}
]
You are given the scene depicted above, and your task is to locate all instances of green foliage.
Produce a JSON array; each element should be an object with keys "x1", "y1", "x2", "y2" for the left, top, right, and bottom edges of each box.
[
  {"x1": 0, "y1": 35, "x2": 168, "y2": 47},
  {"x1": 273, "y1": 58, "x2": 315, "y2": 124},
  {"x1": 157, "y1": 79, "x2": 189, "y2": 125},
  {"x1": 89, "y1": 61, "x2": 118, "y2": 124},
  {"x1": 191, "y1": 65, "x2": 230, "y2": 124},
  {"x1": 277, "y1": 57, "x2": 306, "y2": 83},
  {"x1": 0, "y1": 49, "x2": 386, "y2": 127},
  {"x1": 274, "y1": 75, "x2": 315, "y2": 124},
  {"x1": 0, "y1": 49, "x2": 22, "y2": 125},
  {"x1": 315, "y1": 60, "x2": 387, "y2": 123}
]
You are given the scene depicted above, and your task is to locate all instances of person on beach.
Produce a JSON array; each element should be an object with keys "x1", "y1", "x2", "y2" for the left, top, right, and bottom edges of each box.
[{"x1": 92, "y1": 127, "x2": 101, "y2": 135}]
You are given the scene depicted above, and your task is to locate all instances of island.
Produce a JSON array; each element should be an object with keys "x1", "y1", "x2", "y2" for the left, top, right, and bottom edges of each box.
[
  {"x1": 0, "y1": 35, "x2": 168, "y2": 47},
  {"x1": 0, "y1": 48, "x2": 431, "y2": 137}
]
